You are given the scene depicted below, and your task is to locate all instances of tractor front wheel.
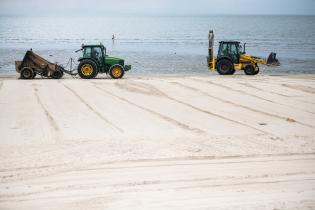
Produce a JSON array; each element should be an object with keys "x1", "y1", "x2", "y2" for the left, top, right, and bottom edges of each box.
[
  {"x1": 78, "y1": 60, "x2": 98, "y2": 79},
  {"x1": 109, "y1": 64, "x2": 125, "y2": 79},
  {"x1": 20, "y1": 67, "x2": 34, "y2": 79},
  {"x1": 217, "y1": 59, "x2": 234, "y2": 75}
]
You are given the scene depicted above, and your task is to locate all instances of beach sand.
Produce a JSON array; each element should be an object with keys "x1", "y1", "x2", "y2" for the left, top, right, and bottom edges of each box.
[{"x1": 0, "y1": 74, "x2": 315, "y2": 210}]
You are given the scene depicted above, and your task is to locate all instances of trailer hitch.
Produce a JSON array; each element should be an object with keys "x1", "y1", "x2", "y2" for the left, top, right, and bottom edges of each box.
[{"x1": 57, "y1": 58, "x2": 78, "y2": 76}]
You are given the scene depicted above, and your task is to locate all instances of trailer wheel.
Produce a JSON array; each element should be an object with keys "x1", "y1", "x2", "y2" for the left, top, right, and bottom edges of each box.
[
  {"x1": 56, "y1": 66, "x2": 64, "y2": 78},
  {"x1": 20, "y1": 67, "x2": 34, "y2": 79},
  {"x1": 244, "y1": 65, "x2": 259, "y2": 75},
  {"x1": 109, "y1": 64, "x2": 125, "y2": 79},
  {"x1": 78, "y1": 60, "x2": 98, "y2": 79},
  {"x1": 217, "y1": 59, "x2": 234, "y2": 75},
  {"x1": 52, "y1": 70, "x2": 63, "y2": 79}
]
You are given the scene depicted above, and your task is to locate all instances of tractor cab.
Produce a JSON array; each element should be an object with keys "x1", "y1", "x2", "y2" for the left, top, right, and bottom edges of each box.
[
  {"x1": 217, "y1": 41, "x2": 244, "y2": 64},
  {"x1": 76, "y1": 43, "x2": 131, "y2": 79},
  {"x1": 82, "y1": 44, "x2": 106, "y2": 65}
]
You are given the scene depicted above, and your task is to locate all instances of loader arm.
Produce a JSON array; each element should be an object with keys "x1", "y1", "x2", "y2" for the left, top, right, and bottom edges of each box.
[{"x1": 240, "y1": 53, "x2": 280, "y2": 66}]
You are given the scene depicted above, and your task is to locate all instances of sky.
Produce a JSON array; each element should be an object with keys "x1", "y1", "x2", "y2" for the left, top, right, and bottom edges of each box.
[{"x1": 0, "y1": 0, "x2": 314, "y2": 16}]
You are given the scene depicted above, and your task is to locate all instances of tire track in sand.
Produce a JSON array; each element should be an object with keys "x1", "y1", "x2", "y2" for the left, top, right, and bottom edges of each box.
[
  {"x1": 2, "y1": 173, "x2": 314, "y2": 202},
  {"x1": 239, "y1": 82, "x2": 290, "y2": 97},
  {"x1": 189, "y1": 78, "x2": 315, "y2": 129},
  {"x1": 61, "y1": 82, "x2": 123, "y2": 133},
  {"x1": 123, "y1": 81, "x2": 269, "y2": 134},
  {"x1": 238, "y1": 82, "x2": 315, "y2": 114},
  {"x1": 238, "y1": 81, "x2": 315, "y2": 105},
  {"x1": 33, "y1": 87, "x2": 61, "y2": 143},
  {"x1": 76, "y1": 152, "x2": 315, "y2": 171},
  {"x1": 193, "y1": 78, "x2": 280, "y2": 103},
  {"x1": 1, "y1": 154, "x2": 314, "y2": 202},
  {"x1": 2, "y1": 176, "x2": 315, "y2": 203},
  {"x1": 2, "y1": 152, "x2": 315, "y2": 173},
  {"x1": 33, "y1": 87, "x2": 59, "y2": 131},
  {"x1": 282, "y1": 84, "x2": 315, "y2": 94},
  {"x1": 92, "y1": 83, "x2": 205, "y2": 135},
  {"x1": 171, "y1": 81, "x2": 306, "y2": 124}
]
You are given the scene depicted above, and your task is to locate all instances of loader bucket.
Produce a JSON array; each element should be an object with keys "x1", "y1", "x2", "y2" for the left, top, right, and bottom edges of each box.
[{"x1": 267, "y1": 52, "x2": 280, "y2": 66}]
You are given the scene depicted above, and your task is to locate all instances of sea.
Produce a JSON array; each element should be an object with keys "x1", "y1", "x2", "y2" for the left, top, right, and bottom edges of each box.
[{"x1": 0, "y1": 15, "x2": 315, "y2": 75}]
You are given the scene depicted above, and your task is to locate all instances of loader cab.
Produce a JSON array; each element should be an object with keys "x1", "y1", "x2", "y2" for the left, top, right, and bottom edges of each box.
[{"x1": 218, "y1": 41, "x2": 241, "y2": 64}]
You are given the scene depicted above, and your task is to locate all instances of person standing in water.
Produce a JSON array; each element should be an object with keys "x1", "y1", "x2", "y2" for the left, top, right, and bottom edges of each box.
[{"x1": 112, "y1": 34, "x2": 115, "y2": 41}]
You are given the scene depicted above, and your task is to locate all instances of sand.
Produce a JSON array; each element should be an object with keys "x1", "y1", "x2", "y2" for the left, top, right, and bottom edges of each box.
[{"x1": 0, "y1": 74, "x2": 315, "y2": 210}]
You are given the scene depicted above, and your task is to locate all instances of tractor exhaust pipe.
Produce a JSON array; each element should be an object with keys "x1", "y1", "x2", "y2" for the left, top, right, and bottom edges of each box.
[{"x1": 267, "y1": 52, "x2": 280, "y2": 66}]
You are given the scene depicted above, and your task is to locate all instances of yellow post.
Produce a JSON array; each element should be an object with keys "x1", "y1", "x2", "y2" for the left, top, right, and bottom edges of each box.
[{"x1": 208, "y1": 30, "x2": 215, "y2": 71}]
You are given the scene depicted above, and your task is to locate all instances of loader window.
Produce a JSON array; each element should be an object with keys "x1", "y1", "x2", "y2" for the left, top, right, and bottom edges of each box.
[
  {"x1": 220, "y1": 43, "x2": 229, "y2": 57},
  {"x1": 218, "y1": 42, "x2": 240, "y2": 64},
  {"x1": 230, "y1": 44, "x2": 239, "y2": 63}
]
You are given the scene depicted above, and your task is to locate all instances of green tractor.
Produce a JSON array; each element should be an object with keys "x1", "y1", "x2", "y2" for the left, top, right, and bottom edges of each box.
[{"x1": 76, "y1": 44, "x2": 131, "y2": 79}]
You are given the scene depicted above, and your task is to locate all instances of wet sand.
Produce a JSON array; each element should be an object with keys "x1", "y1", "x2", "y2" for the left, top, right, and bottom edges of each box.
[{"x1": 0, "y1": 74, "x2": 315, "y2": 210}]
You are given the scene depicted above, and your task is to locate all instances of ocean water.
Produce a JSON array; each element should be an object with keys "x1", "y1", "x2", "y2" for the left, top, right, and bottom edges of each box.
[{"x1": 0, "y1": 15, "x2": 315, "y2": 75}]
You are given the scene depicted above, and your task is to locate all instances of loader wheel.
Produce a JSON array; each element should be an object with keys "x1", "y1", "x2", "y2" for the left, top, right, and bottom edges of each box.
[
  {"x1": 109, "y1": 65, "x2": 124, "y2": 79},
  {"x1": 217, "y1": 59, "x2": 234, "y2": 75},
  {"x1": 244, "y1": 65, "x2": 259, "y2": 75},
  {"x1": 52, "y1": 70, "x2": 63, "y2": 79},
  {"x1": 20, "y1": 67, "x2": 34, "y2": 79},
  {"x1": 78, "y1": 60, "x2": 98, "y2": 79}
]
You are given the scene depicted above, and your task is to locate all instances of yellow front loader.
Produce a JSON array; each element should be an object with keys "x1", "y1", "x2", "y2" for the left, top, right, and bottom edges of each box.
[{"x1": 207, "y1": 30, "x2": 280, "y2": 75}]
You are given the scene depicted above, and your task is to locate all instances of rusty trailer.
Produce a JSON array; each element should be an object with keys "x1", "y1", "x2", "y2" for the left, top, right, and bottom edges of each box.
[{"x1": 15, "y1": 50, "x2": 67, "y2": 79}]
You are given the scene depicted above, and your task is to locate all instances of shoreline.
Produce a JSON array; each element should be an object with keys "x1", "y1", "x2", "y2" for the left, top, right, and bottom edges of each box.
[{"x1": 1, "y1": 72, "x2": 315, "y2": 79}]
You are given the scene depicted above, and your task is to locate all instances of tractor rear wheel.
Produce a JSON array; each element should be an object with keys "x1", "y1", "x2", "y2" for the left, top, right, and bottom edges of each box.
[
  {"x1": 20, "y1": 67, "x2": 34, "y2": 79},
  {"x1": 78, "y1": 60, "x2": 98, "y2": 79},
  {"x1": 109, "y1": 64, "x2": 125, "y2": 79},
  {"x1": 244, "y1": 65, "x2": 259, "y2": 75},
  {"x1": 217, "y1": 59, "x2": 234, "y2": 75}
]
